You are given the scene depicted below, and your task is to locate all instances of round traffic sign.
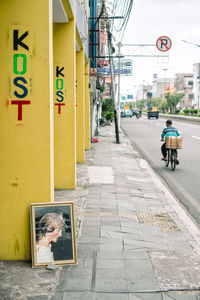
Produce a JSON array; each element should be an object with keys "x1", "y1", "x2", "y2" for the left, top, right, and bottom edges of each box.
[{"x1": 156, "y1": 36, "x2": 172, "y2": 52}]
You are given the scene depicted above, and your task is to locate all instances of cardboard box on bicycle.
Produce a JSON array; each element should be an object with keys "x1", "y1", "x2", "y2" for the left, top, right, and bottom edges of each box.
[
  {"x1": 166, "y1": 136, "x2": 182, "y2": 149},
  {"x1": 177, "y1": 136, "x2": 182, "y2": 149}
]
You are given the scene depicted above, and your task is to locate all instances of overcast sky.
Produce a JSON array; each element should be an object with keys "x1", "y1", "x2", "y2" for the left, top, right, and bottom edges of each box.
[{"x1": 119, "y1": 0, "x2": 200, "y2": 94}]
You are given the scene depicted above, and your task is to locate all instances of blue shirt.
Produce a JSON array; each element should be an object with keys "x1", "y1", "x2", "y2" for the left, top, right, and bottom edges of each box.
[{"x1": 161, "y1": 126, "x2": 180, "y2": 140}]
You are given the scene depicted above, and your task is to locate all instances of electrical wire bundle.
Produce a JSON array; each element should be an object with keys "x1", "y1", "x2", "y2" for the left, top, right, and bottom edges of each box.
[{"x1": 105, "y1": 0, "x2": 134, "y2": 43}]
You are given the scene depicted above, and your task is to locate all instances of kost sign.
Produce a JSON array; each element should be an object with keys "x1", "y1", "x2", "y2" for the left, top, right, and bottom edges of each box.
[
  {"x1": 11, "y1": 27, "x2": 31, "y2": 121},
  {"x1": 55, "y1": 66, "x2": 66, "y2": 114}
]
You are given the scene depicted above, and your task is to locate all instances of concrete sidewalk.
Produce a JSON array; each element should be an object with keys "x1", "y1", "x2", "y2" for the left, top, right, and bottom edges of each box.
[{"x1": 1, "y1": 124, "x2": 200, "y2": 300}]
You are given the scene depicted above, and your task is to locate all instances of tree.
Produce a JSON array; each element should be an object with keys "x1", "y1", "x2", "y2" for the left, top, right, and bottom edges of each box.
[
  {"x1": 165, "y1": 93, "x2": 184, "y2": 114},
  {"x1": 136, "y1": 99, "x2": 146, "y2": 110},
  {"x1": 127, "y1": 102, "x2": 133, "y2": 110},
  {"x1": 159, "y1": 100, "x2": 168, "y2": 113},
  {"x1": 151, "y1": 98, "x2": 162, "y2": 108},
  {"x1": 102, "y1": 98, "x2": 114, "y2": 113}
]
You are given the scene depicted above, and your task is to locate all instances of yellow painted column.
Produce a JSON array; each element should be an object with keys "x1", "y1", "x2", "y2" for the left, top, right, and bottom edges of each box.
[
  {"x1": 85, "y1": 62, "x2": 90, "y2": 150},
  {"x1": 76, "y1": 49, "x2": 85, "y2": 163},
  {"x1": 0, "y1": 0, "x2": 54, "y2": 260},
  {"x1": 53, "y1": 20, "x2": 76, "y2": 189}
]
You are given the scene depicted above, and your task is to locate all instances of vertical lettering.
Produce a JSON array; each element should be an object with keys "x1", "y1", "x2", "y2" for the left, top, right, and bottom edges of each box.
[
  {"x1": 56, "y1": 78, "x2": 63, "y2": 90},
  {"x1": 13, "y1": 77, "x2": 28, "y2": 98},
  {"x1": 13, "y1": 54, "x2": 27, "y2": 75}
]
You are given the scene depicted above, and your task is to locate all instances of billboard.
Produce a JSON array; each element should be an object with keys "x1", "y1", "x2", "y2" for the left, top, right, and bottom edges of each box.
[{"x1": 97, "y1": 59, "x2": 132, "y2": 76}]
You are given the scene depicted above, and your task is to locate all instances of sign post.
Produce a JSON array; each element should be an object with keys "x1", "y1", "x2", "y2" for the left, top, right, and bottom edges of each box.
[{"x1": 156, "y1": 36, "x2": 172, "y2": 52}]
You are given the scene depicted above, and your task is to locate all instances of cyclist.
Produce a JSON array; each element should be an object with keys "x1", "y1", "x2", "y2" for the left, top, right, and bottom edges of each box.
[{"x1": 161, "y1": 119, "x2": 180, "y2": 162}]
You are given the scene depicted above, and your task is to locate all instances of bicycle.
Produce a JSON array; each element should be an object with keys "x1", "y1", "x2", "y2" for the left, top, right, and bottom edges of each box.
[{"x1": 165, "y1": 148, "x2": 178, "y2": 171}]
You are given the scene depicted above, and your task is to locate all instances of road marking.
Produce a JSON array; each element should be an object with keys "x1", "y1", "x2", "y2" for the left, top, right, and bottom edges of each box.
[{"x1": 192, "y1": 136, "x2": 200, "y2": 140}]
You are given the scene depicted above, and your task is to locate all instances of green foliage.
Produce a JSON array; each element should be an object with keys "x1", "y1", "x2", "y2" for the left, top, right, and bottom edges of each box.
[
  {"x1": 197, "y1": 113, "x2": 200, "y2": 118},
  {"x1": 159, "y1": 100, "x2": 168, "y2": 113},
  {"x1": 183, "y1": 109, "x2": 189, "y2": 115},
  {"x1": 165, "y1": 92, "x2": 184, "y2": 113},
  {"x1": 100, "y1": 84, "x2": 105, "y2": 92},
  {"x1": 175, "y1": 109, "x2": 180, "y2": 114},
  {"x1": 150, "y1": 98, "x2": 162, "y2": 107},
  {"x1": 191, "y1": 109, "x2": 198, "y2": 114},
  {"x1": 147, "y1": 97, "x2": 168, "y2": 113},
  {"x1": 127, "y1": 102, "x2": 133, "y2": 110},
  {"x1": 102, "y1": 98, "x2": 114, "y2": 113},
  {"x1": 178, "y1": 112, "x2": 185, "y2": 115},
  {"x1": 136, "y1": 99, "x2": 145, "y2": 109},
  {"x1": 183, "y1": 108, "x2": 199, "y2": 115},
  {"x1": 103, "y1": 111, "x2": 114, "y2": 120}
]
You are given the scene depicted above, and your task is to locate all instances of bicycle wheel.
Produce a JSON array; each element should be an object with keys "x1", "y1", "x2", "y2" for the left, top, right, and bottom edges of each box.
[
  {"x1": 165, "y1": 149, "x2": 170, "y2": 167},
  {"x1": 171, "y1": 149, "x2": 176, "y2": 171}
]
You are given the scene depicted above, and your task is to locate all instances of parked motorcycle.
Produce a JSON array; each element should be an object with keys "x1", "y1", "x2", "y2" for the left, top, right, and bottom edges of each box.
[{"x1": 99, "y1": 117, "x2": 106, "y2": 127}]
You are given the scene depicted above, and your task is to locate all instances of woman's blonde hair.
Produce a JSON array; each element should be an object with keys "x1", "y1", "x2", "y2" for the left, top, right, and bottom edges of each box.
[{"x1": 37, "y1": 213, "x2": 65, "y2": 239}]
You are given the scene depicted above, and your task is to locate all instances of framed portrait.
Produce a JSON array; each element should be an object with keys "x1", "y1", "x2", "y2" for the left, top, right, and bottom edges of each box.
[{"x1": 30, "y1": 202, "x2": 77, "y2": 268}]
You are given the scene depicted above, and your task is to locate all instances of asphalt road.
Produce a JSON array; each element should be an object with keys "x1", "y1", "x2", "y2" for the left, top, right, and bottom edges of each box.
[{"x1": 121, "y1": 115, "x2": 200, "y2": 224}]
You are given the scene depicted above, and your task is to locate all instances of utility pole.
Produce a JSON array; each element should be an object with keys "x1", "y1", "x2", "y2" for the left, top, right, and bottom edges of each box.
[
  {"x1": 117, "y1": 42, "x2": 122, "y2": 128},
  {"x1": 107, "y1": 27, "x2": 120, "y2": 144}
]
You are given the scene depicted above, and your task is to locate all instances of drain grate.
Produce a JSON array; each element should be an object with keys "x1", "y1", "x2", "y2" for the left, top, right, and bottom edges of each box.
[{"x1": 136, "y1": 212, "x2": 180, "y2": 232}]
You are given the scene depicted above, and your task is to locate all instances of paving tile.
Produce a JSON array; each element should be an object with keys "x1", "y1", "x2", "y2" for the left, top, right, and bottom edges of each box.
[
  {"x1": 77, "y1": 244, "x2": 100, "y2": 258},
  {"x1": 28, "y1": 296, "x2": 49, "y2": 300},
  {"x1": 95, "y1": 293, "x2": 129, "y2": 300},
  {"x1": 150, "y1": 251, "x2": 200, "y2": 289},
  {"x1": 97, "y1": 251, "x2": 124, "y2": 260},
  {"x1": 128, "y1": 294, "x2": 163, "y2": 300},
  {"x1": 96, "y1": 268, "x2": 126, "y2": 280},
  {"x1": 165, "y1": 293, "x2": 199, "y2": 300},
  {"x1": 124, "y1": 259, "x2": 158, "y2": 291},
  {"x1": 95, "y1": 278, "x2": 127, "y2": 293},
  {"x1": 61, "y1": 291, "x2": 95, "y2": 300},
  {"x1": 81, "y1": 225, "x2": 100, "y2": 236},
  {"x1": 78, "y1": 235, "x2": 100, "y2": 244},
  {"x1": 56, "y1": 276, "x2": 92, "y2": 292},
  {"x1": 100, "y1": 243, "x2": 124, "y2": 252},
  {"x1": 96, "y1": 259, "x2": 124, "y2": 270},
  {"x1": 123, "y1": 250, "x2": 149, "y2": 260}
]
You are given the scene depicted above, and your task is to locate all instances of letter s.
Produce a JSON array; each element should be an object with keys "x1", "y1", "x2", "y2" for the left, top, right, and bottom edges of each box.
[
  {"x1": 56, "y1": 91, "x2": 64, "y2": 102},
  {"x1": 13, "y1": 77, "x2": 28, "y2": 98}
]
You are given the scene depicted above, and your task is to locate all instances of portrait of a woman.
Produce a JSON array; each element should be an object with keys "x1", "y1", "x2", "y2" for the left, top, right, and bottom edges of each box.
[
  {"x1": 31, "y1": 202, "x2": 77, "y2": 267},
  {"x1": 36, "y1": 212, "x2": 65, "y2": 264}
]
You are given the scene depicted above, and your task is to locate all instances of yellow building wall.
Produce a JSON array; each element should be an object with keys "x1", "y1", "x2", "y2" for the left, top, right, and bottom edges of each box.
[
  {"x1": 76, "y1": 49, "x2": 85, "y2": 163},
  {"x1": 53, "y1": 20, "x2": 76, "y2": 189},
  {"x1": 85, "y1": 62, "x2": 90, "y2": 150},
  {"x1": 0, "y1": 0, "x2": 54, "y2": 260}
]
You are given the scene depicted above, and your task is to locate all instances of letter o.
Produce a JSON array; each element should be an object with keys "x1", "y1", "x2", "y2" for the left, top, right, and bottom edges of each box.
[
  {"x1": 56, "y1": 79, "x2": 63, "y2": 90},
  {"x1": 13, "y1": 54, "x2": 27, "y2": 75}
]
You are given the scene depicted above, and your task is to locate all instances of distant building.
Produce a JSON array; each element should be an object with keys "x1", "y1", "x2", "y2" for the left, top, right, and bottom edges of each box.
[
  {"x1": 135, "y1": 83, "x2": 152, "y2": 100},
  {"x1": 174, "y1": 73, "x2": 193, "y2": 109},
  {"x1": 152, "y1": 78, "x2": 174, "y2": 99},
  {"x1": 193, "y1": 63, "x2": 200, "y2": 108}
]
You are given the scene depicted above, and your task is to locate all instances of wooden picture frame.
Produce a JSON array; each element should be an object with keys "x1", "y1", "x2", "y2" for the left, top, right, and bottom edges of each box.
[{"x1": 30, "y1": 202, "x2": 77, "y2": 267}]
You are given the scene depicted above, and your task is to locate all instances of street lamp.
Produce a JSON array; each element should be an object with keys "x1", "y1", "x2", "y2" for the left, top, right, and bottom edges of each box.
[{"x1": 181, "y1": 40, "x2": 200, "y2": 48}]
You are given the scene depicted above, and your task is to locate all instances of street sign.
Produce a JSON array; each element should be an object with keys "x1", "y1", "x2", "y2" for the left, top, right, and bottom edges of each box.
[
  {"x1": 156, "y1": 36, "x2": 172, "y2": 52},
  {"x1": 97, "y1": 59, "x2": 132, "y2": 76}
]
